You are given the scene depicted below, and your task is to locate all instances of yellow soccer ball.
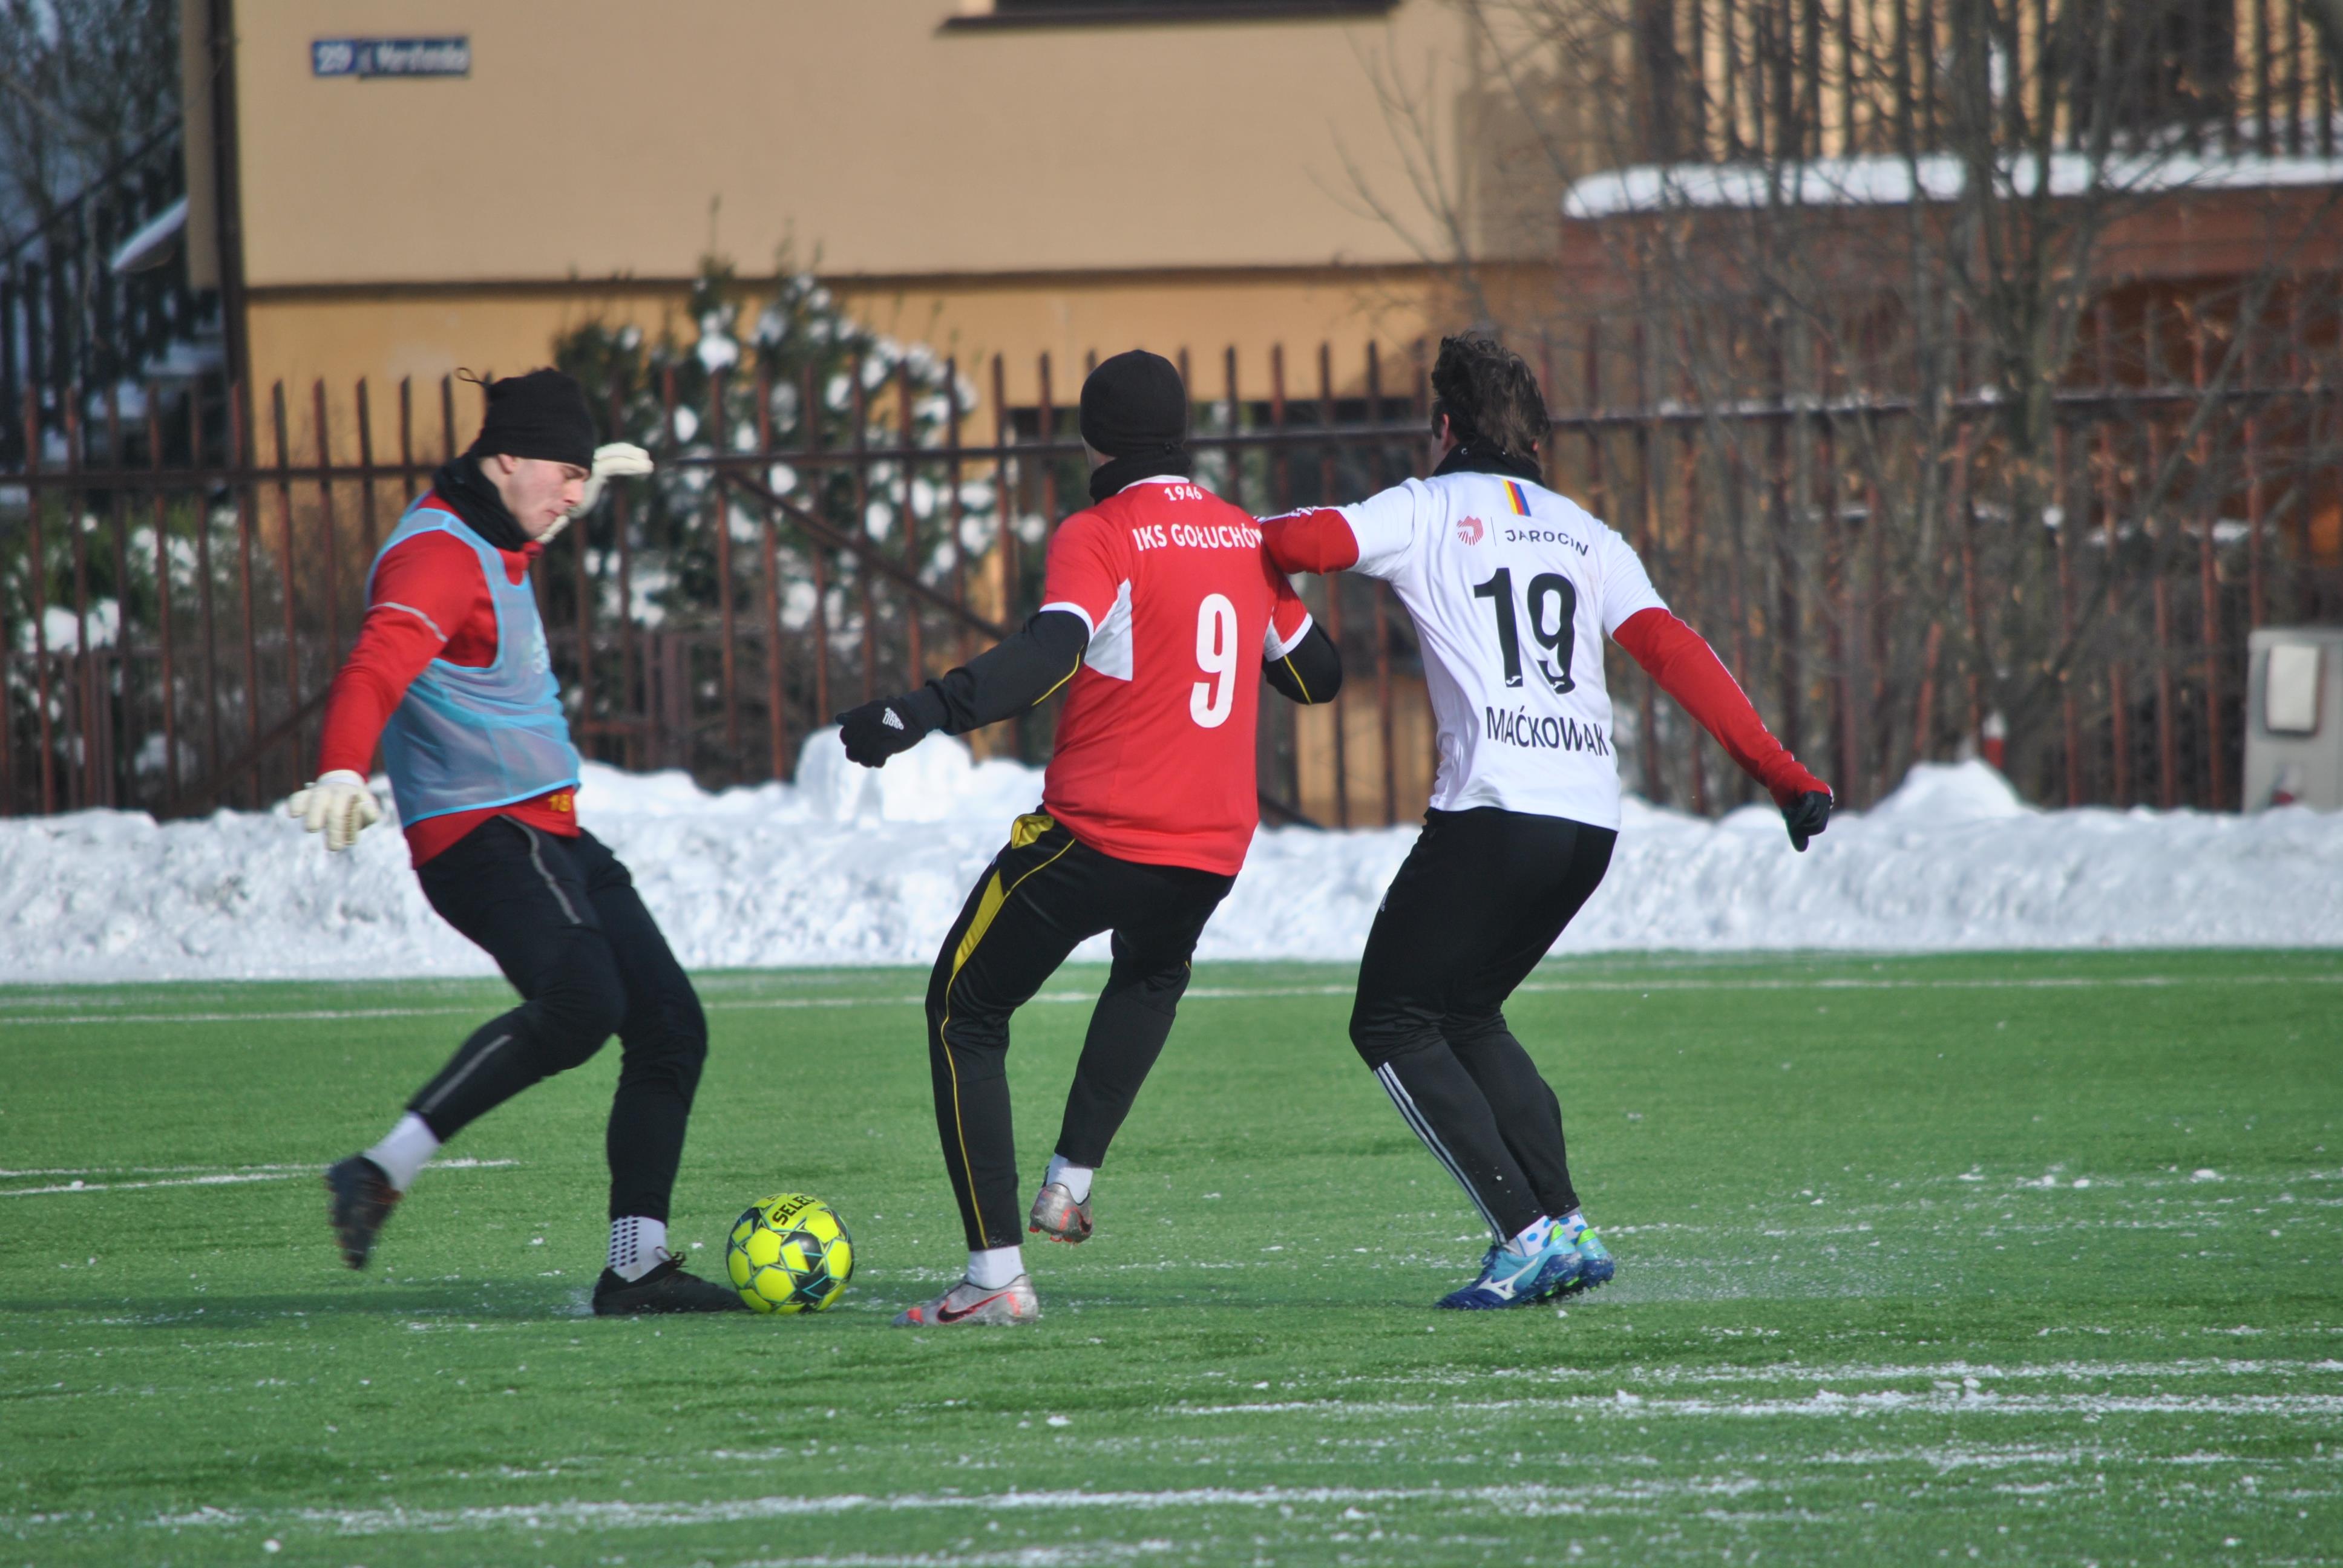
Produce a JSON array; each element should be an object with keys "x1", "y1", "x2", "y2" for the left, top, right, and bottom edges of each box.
[{"x1": 726, "y1": 1192, "x2": 854, "y2": 1314}]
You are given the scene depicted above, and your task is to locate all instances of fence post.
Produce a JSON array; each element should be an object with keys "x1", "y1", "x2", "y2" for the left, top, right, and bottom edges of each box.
[
  {"x1": 946, "y1": 358, "x2": 971, "y2": 669},
  {"x1": 1912, "y1": 620, "x2": 1944, "y2": 766},
  {"x1": 1631, "y1": 321, "x2": 1665, "y2": 806},
  {"x1": 106, "y1": 388, "x2": 132, "y2": 808},
  {"x1": 1677, "y1": 400, "x2": 1708, "y2": 816},
  {"x1": 657, "y1": 364, "x2": 683, "y2": 769},
  {"x1": 148, "y1": 398, "x2": 178, "y2": 811},
  {"x1": 231, "y1": 387, "x2": 260, "y2": 804},
  {"x1": 570, "y1": 391, "x2": 595, "y2": 760},
  {"x1": 1365, "y1": 341, "x2": 1397, "y2": 826},
  {"x1": 1268, "y1": 342, "x2": 1303, "y2": 810},
  {"x1": 312, "y1": 379, "x2": 341, "y2": 660},
  {"x1": 25, "y1": 388, "x2": 54, "y2": 812},
  {"x1": 805, "y1": 359, "x2": 831, "y2": 732},
  {"x1": 2054, "y1": 423, "x2": 2083, "y2": 806},
  {"x1": 191, "y1": 387, "x2": 221, "y2": 795},
  {"x1": 1952, "y1": 422, "x2": 1983, "y2": 757},
  {"x1": 2245, "y1": 321, "x2": 2267, "y2": 630},
  {"x1": 850, "y1": 351, "x2": 877, "y2": 704},
  {"x1": 0, "y1": 474, "x2": 11, "y2": 812},
  {"x1": 897, "y1": 358, "x2": 923, "y2": 690},
  {"x1": 355, "y1": 377, "x2": 380, "y2": 561},
  {"x1": 756, "y1": 363, "x2": 789, "y2": 780},
  {"x1": 271, "y1": 382, "x2": 301, "y2": 794},
  {"x1": 987, "y1": 354, "x2": 1015, "y2": 753},
  {"x1": 2189, "y1": 315, "x2": 2225, "y2": 809},
  {"x1": 398, "y1": 377, "x2": 417, "y2": 498},
  {"x1": 1767, "y1": 324, "x2": 1803, "y2": 768},
  {"x1": 1834, "y1": 466, "x2": 1860, "y2": 808},
  {"x1": 711, "y1": 368, "x2": 740, "y2": 766},
  {"x1": 2094, "y1": 305, "x2": 2129, "y2": 806},
  {"x1": 1316, "y1": 342, "x2": 1349, "y2": 828},
  {"x1": 1221, "y1": 346, "x2": 1244, "y2": 511},
  {"x1": 65, "y1": 391, "x2": 91, "y2": 810},
  {"x1": 2145, "y1": 413, "x2": 2180, "y2": 811},
  {"x1": 606, "y1": 379, "x2": 638, "y2": 770},
  {"x1": 1037, "y1": 351, "x2": 1058, "y2": 571}
]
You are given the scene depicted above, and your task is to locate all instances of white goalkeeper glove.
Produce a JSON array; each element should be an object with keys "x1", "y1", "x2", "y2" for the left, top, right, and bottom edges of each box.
[
  {"x1": 551, "y1": 442, "x2": 654, "y2": 542},
  {"x1": 287, "y1": 769, "x2": 383, "y2": 852}
]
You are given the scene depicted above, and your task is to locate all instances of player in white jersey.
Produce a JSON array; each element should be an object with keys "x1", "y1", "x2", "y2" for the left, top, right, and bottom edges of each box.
[{"x1": 1263, "y1": 335, "x2": 1833, "y2": 1309}]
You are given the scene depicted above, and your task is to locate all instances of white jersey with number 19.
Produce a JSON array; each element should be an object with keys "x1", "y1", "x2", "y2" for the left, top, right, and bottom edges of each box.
[{"x1": 1329, "y1": 470, "x2": 1666, "y2": 828}]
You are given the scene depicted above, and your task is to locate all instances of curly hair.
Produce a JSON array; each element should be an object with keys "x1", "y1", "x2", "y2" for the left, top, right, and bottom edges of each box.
[{"x1": 1429, "y1": 334, "x2": 1549, "y2": 462}]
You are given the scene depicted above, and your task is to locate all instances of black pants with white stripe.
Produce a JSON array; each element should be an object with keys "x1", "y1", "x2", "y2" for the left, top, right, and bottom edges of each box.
[
  {"x1": 926, "y1": 813, "x2": 1234, "y2": 1252},
  {"x1": 1349, "y1": 807, "x2": 1616, "y2": 1241},
  {"x1": 408, "y1": 819, "x2": 708, "y2": 1223}
]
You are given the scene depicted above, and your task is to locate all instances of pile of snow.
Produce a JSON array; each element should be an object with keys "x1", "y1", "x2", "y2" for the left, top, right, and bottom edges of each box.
[{"x1": 2, "y1": 737, "x2": 2339, "y2": 982}]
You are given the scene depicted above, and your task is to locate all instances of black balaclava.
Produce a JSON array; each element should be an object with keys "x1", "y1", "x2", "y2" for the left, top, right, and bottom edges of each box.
[
  {"x1": 1080, "y1": 350, "x2": 1191, "y2": 503},
  {"x1": 433, "y1": 369, "x2": 598, "y2": 550}
]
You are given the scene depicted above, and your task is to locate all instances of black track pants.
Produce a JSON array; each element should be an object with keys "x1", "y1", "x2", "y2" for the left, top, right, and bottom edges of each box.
[
  {"x1": 926, "y1": 813, "x2": 1233, "y2": 1251},
  {"x1": 408, "y1": 820, "x2": 708, "y2": 1223},
  {"x1": 1349, "y1": 807, "x2": 1616, "y2": 1241}
]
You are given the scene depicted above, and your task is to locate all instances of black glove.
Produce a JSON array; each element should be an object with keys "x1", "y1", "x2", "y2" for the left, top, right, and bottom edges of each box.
[
  {"x1": 836, "y1": 694, "x2": 931, "y2": 768},
  {"x1": 1782, "y1": 789, "x2": 1833, "y2": 852}
]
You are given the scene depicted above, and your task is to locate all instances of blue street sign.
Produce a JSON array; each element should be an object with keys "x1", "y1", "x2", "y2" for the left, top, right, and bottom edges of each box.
[{"x1": 312, "y1": 39, "x2": 471, "y2": 79}]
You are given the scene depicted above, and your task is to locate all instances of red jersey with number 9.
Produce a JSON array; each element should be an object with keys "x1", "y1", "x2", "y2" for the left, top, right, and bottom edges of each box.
[{"x1": 1036, "y1": 476, "x2": 1314, "y2": 875}]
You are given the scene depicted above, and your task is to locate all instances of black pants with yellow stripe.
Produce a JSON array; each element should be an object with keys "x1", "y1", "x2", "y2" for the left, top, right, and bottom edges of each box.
[{"x1": 926, "y1": 813, "x2": 1235, "y2": 1252}]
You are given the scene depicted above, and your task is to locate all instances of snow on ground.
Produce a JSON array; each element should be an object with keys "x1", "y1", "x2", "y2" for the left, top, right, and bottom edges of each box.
[{"x1": 2, "y1": 734, "x2": 2339, "y2": 983}]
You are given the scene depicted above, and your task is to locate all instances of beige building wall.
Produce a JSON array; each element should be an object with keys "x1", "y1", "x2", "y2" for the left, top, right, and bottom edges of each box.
[{"x1": 220, "y1": 0, "x2": 1527, "y2": 440}]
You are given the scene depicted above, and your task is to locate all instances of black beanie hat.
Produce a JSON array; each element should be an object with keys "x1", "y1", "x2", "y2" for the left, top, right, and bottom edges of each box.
[
  {"x1": 1080, "y1": 350, "x2": 1187, "y2": 459},
  {"x1": 464, "y1": 369, "x2": 597, "y2": 471}
]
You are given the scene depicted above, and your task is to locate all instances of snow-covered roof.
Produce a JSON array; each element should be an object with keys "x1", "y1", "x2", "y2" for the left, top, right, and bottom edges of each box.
[{"x1": 1565, "y1": 149, "x2": 2343, "y2": 219}]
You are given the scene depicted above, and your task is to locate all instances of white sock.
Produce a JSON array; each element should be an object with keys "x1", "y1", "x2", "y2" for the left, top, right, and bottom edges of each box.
[
  {"x1": 1507, "y1": 1215, "x2": 1555, "y2": 1253},
  {"x1": 364, "y1": 1113, "x2": 440, "y2": 1193},
  {"x1": 1557, "y1": 1209, "x2": 1588, "y2": 1242},
  {"x1": 608, "y1": 1216, "x2": 669, "y2": 1282},
  {"x1": 1043, "y1": 1154, "x2": 1094, "y2": 1203},
  {"x1": 967, "y1": 1244, "x2": 1024, "y2": 1290}
]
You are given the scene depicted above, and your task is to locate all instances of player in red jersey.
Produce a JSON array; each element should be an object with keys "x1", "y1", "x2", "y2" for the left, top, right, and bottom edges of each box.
[
  {"x1": 292, "y1": 370, "x2": 741, "y2": 1315},
  {"x1": 834, "y1": 351, "x2": 1342, "y2": 1327}
]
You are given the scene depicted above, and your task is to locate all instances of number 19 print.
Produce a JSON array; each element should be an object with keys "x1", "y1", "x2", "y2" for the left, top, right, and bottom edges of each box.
[{"x1": 1472, "y1": 567, "x2": 1579, "y2": 694}]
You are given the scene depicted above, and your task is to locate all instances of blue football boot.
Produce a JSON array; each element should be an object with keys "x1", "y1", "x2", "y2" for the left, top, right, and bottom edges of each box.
[
  {"x1": 1546, "y1": 1224, "x2": 1616, "y2": 1298},
  {"x1": 1436, "y1": 1226, "x2": 1582, "y2": 1310}
]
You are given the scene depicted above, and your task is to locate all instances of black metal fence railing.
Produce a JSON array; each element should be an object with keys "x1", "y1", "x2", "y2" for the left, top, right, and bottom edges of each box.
[{"x1": 3, "y1": 328, "x2": 2339, "y2": 825}]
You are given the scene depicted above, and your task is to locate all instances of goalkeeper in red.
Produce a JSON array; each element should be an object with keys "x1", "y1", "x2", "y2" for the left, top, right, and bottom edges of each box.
[
  {"x1": 835, "y1": 350, "x2": 1340, "y2": 1327},
  {"x1": 1262, "y1": 335, "x2": 1833, "y2": 1310},
  {"x1": 290, "y1": 370, "x2": 741, "y2": 1316}
]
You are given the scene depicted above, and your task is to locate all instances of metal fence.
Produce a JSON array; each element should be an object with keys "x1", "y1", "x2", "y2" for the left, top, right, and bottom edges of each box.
[
  {"x1": 2, "y1": 330, "x2": 2337, "y2": 824},
  {"x1": 0, "y1": 351, "x2": 1443, "y2": 827},
  {"x1": 2, "y1": 126, "x2": 221, "y2": 473}
]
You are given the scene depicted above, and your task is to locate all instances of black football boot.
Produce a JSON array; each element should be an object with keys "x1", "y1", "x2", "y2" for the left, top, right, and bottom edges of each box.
[
  {"x1": 324, "y1": 1155, "x2": 401, "y2": 1270},
  {"x1": 591, "y1": 1255, "x2": 749, "y2": 1316}
]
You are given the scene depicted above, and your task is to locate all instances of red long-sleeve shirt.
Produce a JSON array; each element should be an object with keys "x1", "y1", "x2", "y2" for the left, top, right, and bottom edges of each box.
[
  {"x1": 1262, "y1": 506, "x2": 1827, "y2": 808},
  {"x1": 318, "y1": 507, "x2": 579, "y2": 865}
]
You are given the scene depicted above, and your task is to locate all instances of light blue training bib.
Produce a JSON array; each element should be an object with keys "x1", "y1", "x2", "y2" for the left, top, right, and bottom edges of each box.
[{"x1": 365, "y1": 498, "x2": 580, "y2": 826}]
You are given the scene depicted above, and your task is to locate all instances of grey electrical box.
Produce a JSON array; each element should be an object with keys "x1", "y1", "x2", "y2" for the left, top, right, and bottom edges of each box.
[{"x1": 2243, "y1": 626, "x2": 2343, "y2": 811}]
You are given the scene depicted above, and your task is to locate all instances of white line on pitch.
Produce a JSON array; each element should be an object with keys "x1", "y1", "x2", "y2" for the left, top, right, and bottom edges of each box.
[
  {"x1": 1, "y1": 968, "x2": 2332, "y2": 1028},
  {"x1": 114, "y1": 1481, "x2": 1886, "y2": 1537},
  {"x1": 0, "y1": 1158, "x2": 516, "y2": 1198}
]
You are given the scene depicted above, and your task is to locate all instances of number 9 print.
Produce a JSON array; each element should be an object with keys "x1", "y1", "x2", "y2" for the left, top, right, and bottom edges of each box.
[{"x1": 1191, "y1": 594, "x2": 1239, "y2": 728}]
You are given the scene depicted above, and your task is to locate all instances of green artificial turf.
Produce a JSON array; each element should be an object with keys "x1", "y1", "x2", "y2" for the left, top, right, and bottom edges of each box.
[{"x1": 1, "y1": 951, "x2": 2339, "y2": 1566}]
